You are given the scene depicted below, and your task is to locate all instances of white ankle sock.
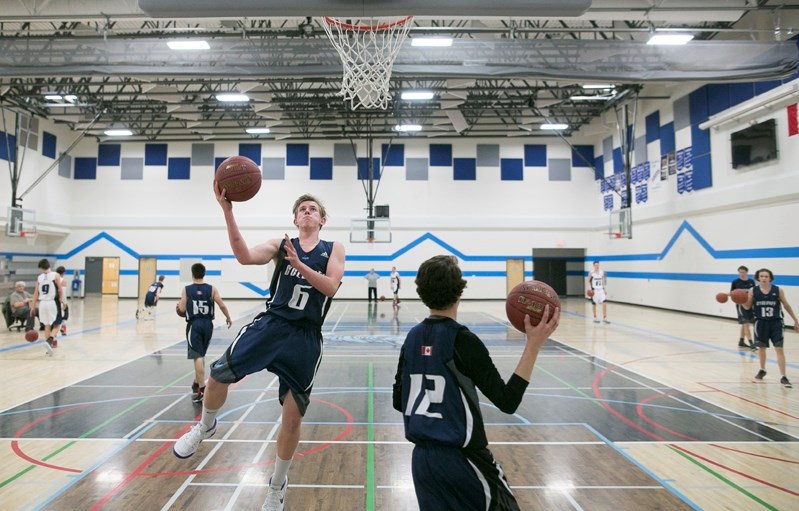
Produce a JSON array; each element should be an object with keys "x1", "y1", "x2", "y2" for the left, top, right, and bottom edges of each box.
[
  {"x1": 271, "y1": 455, "x2": 292, "y2": 488},
  {"x1": 201, "y1": 407, "x2": 219, "y2": 431}
]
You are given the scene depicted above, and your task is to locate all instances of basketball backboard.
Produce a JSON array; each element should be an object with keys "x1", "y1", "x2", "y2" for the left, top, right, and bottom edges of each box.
[
  {"x1": 350, "y1": 217, "x2": 392, "y2": 243},
  {"x1": 5, "y1": 206, "x2": 37, "y2": 238},
  {"x1": 609, "y1": 207, "x2": 631, "y2": 239}
]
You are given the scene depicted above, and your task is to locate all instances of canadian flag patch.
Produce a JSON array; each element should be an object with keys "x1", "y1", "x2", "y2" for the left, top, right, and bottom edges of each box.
[{"x1": 421, "y1": 346, "x2": 433, "y2": 356}]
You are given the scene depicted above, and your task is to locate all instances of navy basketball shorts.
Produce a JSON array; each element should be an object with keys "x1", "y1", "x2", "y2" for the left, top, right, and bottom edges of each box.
[
  {"x1": 411, "y1": 444, "x2": 519, "y2": 511},
  {"x1": 753, "y1": 319, "x2": 784, "y2": 348},
  {"x1": 210, "y1": 312, "x2": 323, "y2": 416},
  {"x1": 186, "y1": 318, "x2": 214, "y2": 359},
  {"x1": 144, "y1": 292, "x2": 157, "y2": 307},
  {"x1": 736, "y1": 305, "x2": 754, "y2": 324}
]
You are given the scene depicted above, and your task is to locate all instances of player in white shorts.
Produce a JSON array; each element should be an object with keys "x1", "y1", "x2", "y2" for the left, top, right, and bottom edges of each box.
[
  {"x1": 587, "y1": 261, "x2": 609, "y2": 324},
  {"x1": 31, "y1": 258, "x2": 63, "y2": 355}
]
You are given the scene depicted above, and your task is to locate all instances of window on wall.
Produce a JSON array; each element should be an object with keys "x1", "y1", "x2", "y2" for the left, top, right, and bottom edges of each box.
[{"x1": 730, "y1": 119, "x2": 778, "y2": 169}]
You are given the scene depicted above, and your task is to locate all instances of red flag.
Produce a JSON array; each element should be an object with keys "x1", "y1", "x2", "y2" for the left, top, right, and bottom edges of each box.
[
  {"x1": 421, "y1": 346, "x2": 433, "y2": 356},
  {"x1": 787, "y1": 103, "x2": 799, "y2": 136}
]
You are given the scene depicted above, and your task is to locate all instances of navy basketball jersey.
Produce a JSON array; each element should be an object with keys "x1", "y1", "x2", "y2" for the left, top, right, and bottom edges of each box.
[
  {"x1": 752, "y1": 285, "x2": 782, "y2": 321},
  {"x1": 148, "y1": 281, "x2": 163, "y2": 295},
  {"x1": 268, "y1": 237, "x2": 335, "y2": 327},
  {"x1": 400, "y1": 317, "x2": 487, "y2": 449},
  {"x1": 185, "y1": 283, "x2": 214, "y2": 321},
  {"x1": 731, "y1": 278, "x2": 755, "y2": 292}
]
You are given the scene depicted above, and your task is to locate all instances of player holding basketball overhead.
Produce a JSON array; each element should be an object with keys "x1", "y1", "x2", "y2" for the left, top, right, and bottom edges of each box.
[
  {"x1": 731, "y1": 265, "x2": 756, "y2": 350},
  {"x1": 177, "y1": 262, "x2": 232, "y2": 404},
  {"x1": 744, "y1": 268, "x2": 798, "y2": 388},
  {"x1": 173, "y1": 185, "x2": 345, "y2": 511},
  {"x1": 393, "y1": 255, "x2": 559, "y2": 511},
  {"x1": 30, "y1": 259, "x2": 62, "y2": 356},
  {"x1": 588, "y1": 261, "x2": 609, "y2": 324}
]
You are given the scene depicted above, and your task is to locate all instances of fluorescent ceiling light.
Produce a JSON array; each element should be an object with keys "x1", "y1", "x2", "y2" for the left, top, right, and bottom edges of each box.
[
  {"x1": 401, "y1": 91, "x2": 435, "y2": 101},
  {"x1": 540, "y1": 123, "x2": 569, "y2": 130},
  {"x1": 647, "y1": 33, "x2": 694, "y2": 45},
  {"x1": 411, "y1": 37, "x2": 453, "y2": 47},
  {"x1": 104, "y1": 129, "x2": 133, "y2": 136},
  {"x1": 44, "y1": 94, "x2": 62, "y2": 101},
  {"x1": 167, "y1": 40, "x2": 210, "y2": 50},
  {"x1": 582, "y1": 84, "x2": 614, "y2": 90},
  {"x1": 394, "y1": 124, "x2": 422, "y2": 132},
  {"x1": 64, "y1": 95, "x2": 77, "y2": 103},
  {"x1": 246, "y1": 127, "x2": 271, "y2": 134},
  {"x1": 216, "y1": 93, "x2": 249, "y2": 102},
  {"x1": 570, "y1": 95, "x2": 613, "y2": 101}
]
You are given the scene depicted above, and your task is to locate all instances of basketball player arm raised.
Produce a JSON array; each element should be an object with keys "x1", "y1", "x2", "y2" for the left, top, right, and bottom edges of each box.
[{"x1": 215, "y1": 180, "x2": 282, "y2": 265}]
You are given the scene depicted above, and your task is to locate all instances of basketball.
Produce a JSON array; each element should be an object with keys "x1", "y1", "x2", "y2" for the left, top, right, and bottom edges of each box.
[
  {"x1": 176, "y1": 303, "x2": 186, "y2": 318},
  {"x1": 730, "y1": 289, "x2": 748, "y2": 305},
  {"x1": 505, "y1": 280, "x2": 560, "y2": 332},
  {"x1": 215, "y1": 155, "x2": 262, "y2": 202},
  {"x1": 25, "y1": 329, "x2": 39, "y2": 342},
  {"x1": 380, "y1": 295, "x2": 385, "y2": 301},
  {"x1": 587, "y1": 289, "x2": 594, "y2": 298},
  {"x1": 715, "y1": 292, "x2": 729, "y2": 304}
]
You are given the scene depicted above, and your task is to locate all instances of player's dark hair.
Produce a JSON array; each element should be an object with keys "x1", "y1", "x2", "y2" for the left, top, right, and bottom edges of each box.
[
  {"x1": 755, "y1": 268, "x2": 774, "y2": 282},
  {"x1": 38, "y1": 258, "x2": 50, "y2": 270},
  {"x1": 158, "y1": 275, "x2": 165, "y2": 281},
  {"x1": 55, "y1": 266, "x2": 66, "y2": 275},
  {"x1": 738, "y1": 265, "x2": 748, "y2": 272},
  {"x1": 415, "y1": 255, "x2": 467, "y2": 310},
  {"x1": 592, "y1": 260, "x2": 599, "y2": 265},
  {"x1": 191, "y1": 263, "x2": 206, "y2": 279}
]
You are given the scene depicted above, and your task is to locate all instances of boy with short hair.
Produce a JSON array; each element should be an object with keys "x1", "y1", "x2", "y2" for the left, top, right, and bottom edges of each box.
[{"x1": 393, "y1": 255, "x2": 559, "y2": 510}]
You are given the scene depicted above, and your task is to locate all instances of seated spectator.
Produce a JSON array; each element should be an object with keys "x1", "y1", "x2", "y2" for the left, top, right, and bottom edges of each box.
[{"x1": 9, "y1": 281, "x2": 36, "y2": 331}]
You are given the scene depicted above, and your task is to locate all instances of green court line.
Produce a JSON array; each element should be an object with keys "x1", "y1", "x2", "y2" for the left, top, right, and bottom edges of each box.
[
  {"x1": 669, "y1": 446, "x2": 779, "y2": 511},
  {"x1": 535, "y1": 365, "x2": 606, "y2": 409},
  {"x1": 0, "y1": 370, "x2": 195, "y2": 489},
  {"x1": 366, "y1": 362, "x2": 376, "y2": 511}
]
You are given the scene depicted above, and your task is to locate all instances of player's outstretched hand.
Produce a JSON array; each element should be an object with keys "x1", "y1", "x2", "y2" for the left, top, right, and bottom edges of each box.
[
  {"x1": 213, "y1": 180, "x2": 232, "y2": 212},
  {"x1": 523, "y1": 304, "x2": 560, "y2": 349}
]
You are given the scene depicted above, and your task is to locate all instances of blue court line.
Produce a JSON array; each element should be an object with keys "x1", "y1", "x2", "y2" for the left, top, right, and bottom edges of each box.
[{"x1": 579, "y1": 423, "x2": 703, "y2": 511}]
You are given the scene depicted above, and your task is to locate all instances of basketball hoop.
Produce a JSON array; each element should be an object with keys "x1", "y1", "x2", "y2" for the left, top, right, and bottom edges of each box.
[
  {"x1": 322, "y1": 16, "x2": 413, "y2": 110},
  {"x1": 19, "y1": 230, "x2": 38, "y2": 245}
]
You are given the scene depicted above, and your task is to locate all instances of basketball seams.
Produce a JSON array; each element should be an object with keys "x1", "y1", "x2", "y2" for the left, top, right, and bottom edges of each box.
[
  {"x1": 505, "y1": 280, "x2": 560, "y2": 332},
  {"x1": 216, "y1": 156, "x2": 262, "y2": 202}
]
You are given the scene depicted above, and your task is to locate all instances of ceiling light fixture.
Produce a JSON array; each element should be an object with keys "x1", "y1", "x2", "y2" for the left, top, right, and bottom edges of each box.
[
  {"x1": 647, "y1": 33, "x2": 694, "y2": 45},
  {"x1": 570, "y1": 95, "x2": 614, "y2": 101},
  {"x1": 216, "y1": 93, "x2": 250, "y2": 103},
  {"x1": 167, "y1": 40, "x2": 210, "y2": 50},
  {"x1": 540, "y1": 123, "x2": 569, "y2": 130},
  {"x1": 401, "y1": 91, "x2": 435, "y2": 101},
  {"x1": 582, "y1": 84, "x2": 614, "y2": 90},
  {"x1": 104, "y1": 129, "x2": 133, "y2": 136},
  {"x1": 411, "y1": 37, "x2": 453, "y2": 47},
  {"x1": 394, "y1": 124, "x2": 422, "y2": 132},
  {"x1": 246, "y1": 127, "x2": 271, "y2": 134}
]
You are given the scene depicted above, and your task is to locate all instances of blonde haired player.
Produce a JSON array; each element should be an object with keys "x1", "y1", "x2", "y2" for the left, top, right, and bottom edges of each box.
[{"x1": 588, "y1": 261, "x2": 609, "y2": 324}]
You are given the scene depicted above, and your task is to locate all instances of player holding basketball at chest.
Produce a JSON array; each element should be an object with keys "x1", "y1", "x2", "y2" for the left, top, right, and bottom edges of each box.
[
  {"x1": 744, "y1": 268, "x2": 798, "y2": 388},
  {"x1": 588, "y1": 261, "x2": 609, "y2": 324},
  {"x1": 393, "y1": 256, "x2": 559, "y2": 511},
  {"x1": 31, "y1": 258, "x2": 62, "y2": 356},
  {"x1": 173, "y1": 185, "x2": 345, "y2": 511}
]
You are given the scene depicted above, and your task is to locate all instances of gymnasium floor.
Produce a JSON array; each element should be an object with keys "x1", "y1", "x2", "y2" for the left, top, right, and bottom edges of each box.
[{"x1": 1, "y1": 296, "x2": 797, "y2": 510}]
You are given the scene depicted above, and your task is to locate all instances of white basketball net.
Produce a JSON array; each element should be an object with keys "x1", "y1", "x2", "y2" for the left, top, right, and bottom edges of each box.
[{"x1": 322, "y1": 16, "x2": 413, "y2": 110}]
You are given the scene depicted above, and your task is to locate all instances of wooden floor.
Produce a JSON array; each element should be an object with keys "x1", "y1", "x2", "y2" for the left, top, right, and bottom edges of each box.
[{"x1": 1, "y1": 296, "x2": 798, "y2": 510}]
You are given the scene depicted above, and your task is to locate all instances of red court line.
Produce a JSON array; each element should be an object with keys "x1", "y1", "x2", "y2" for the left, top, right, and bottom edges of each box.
[
  {"x1": 672, "y1": 444, "x2": 799, "y2": 497},
  {"x1": 90, "y1": 397, "x2": 353, "y2": 509},
  {"x1": 698, "y1": 382, "x2": 799, "y2": 420},
  {"x1": 11, "y1": 405, "x2": 88, "y2": 473},
  {"x1": 592, "y1": 367, "x2": 664, "y2": 441},
  {"x1": 710, "y1": 444, "x2": 799, "y2": 465},
  {"x1": 635, "y1": 394, "x2": 697, "y2": 441}
]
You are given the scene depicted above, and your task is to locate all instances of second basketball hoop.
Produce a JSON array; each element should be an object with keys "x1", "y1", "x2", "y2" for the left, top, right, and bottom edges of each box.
[{"x1": 322, "y1": 16, "x2": 413, "y2": 110}]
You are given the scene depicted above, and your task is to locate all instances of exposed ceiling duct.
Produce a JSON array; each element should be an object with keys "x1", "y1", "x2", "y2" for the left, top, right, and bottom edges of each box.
[{"x1": 138, "y1": 0, "x2": 592, "y2": 18}]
